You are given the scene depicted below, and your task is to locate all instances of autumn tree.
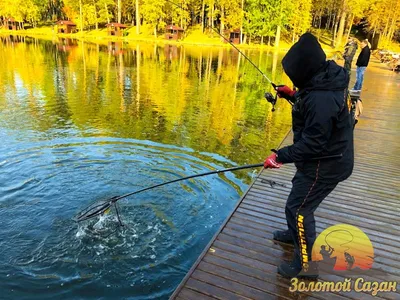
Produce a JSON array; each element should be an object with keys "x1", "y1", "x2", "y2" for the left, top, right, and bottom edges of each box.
[
  {"x1": 244, "y1": 0, "x2": 279, "y2": 44},
  {"x1": 216, "y1": 0, "x2": 242, "y2": 34},
  {"x1": 365, "y1": 0, "x2": 400, "y2": 46},
  {"x1": 289, "y1": 0, "x2": 312, "y2": 42},
  {"x1": 141, "y1": 0, "x2": 166, "y2": 37},
  {"x1": 335, "y1": 0, "x2": 369, "y2": 47}
]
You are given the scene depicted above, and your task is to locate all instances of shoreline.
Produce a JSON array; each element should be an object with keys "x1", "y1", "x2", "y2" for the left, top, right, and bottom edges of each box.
[{"x1": 0, "y1": 28, "x2": 339, "y2": 53}]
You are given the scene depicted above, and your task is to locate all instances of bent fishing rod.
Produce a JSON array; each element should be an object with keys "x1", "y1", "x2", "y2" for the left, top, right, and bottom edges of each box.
[
  {"x1": 75, "y1": 154, "x2": 342, "y2": 223},
  {"x1": 165, "y1": 0, "x2": 276, "y2": 88},
  {"x1": 75, "y1": 163, "x2": 263, "y2": 223}
]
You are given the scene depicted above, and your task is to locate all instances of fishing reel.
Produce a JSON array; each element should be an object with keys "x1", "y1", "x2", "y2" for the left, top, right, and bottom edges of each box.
[{"x1": 264, "y1": 92, "x2": 278, "y2": 112}]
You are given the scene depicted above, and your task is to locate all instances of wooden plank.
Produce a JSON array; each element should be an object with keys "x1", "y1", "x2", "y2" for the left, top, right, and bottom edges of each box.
[
  {"x1": 202, "y1": 255, "x2": 349, "y2": 300},
  {"x1": 245, "y1": 194, "x2": 400, "y2": 224},
  {"x1": 247, "y1": 187, "x2": 400, "y2": 220},
  {"x1": 185, "y1": 278, "x2": 247, "y2": 300},
  {"x1": 192, "y1": 269, "x2": 281, "y2": 300},
  {"x1": 226, "y1": 218, "x2": 400, "y2": 270},
  {"x1": 209, "y1": 242, "x2": 399, "y2": 300},
  {"x1": 255, "y1": 177, "x2": 400, "y2": 207},
  {"x1": 256, "y1": 176, "x2": 400, "y2": 205},
  {"x1": 241, "y1": 197, "x2": 400, "y2": 247},
  {"x1": 221, "y1": 224, "x2": 400, "y2": 280},
  {"x1": 179, "y1": 288, "x2": 218, "y2": 300},
  {"x1": 197, "y1": 261, "x2": 298, "y2": 300},
  {"x1": 236, "y1": 205, "x2": 400, "y2": 250}
]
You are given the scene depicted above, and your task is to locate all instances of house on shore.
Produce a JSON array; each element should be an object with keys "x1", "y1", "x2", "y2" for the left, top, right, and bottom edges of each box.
[
  {"x1": 56, "y1": 20, "x2": 77, "y2": 34},
  {"x1": 3, "y1": 18, "x2": 22, "y2": 31},
  {"x1": 228, "y1": 29, "x2": 244, "y2": 44},
  {"x1": 165, "y1": 25, "x2": 184, "y2": 41}
]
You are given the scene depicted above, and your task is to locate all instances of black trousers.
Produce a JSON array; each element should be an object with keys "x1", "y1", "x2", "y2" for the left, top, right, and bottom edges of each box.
[{"x1": 285, "y1": 170, "x2": 338, "y2": 271}]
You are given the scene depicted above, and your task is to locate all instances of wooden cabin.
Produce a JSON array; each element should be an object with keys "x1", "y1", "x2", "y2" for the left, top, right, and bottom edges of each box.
[
  {"x1": 106, "y1": 23, "x2": 127, "y2": 37},
  {"x1": 165, "y1": 25, "x2": 184, "y2": 41},
  {"x1": 4, "y1": 18, "x2": 21, "y2": 31},
  {"x1": 228, "y1": 29, "x2": 243, "y2": 44},
  {"x1": 56, "y1": 20, "x2": 77, "y2": 34}
]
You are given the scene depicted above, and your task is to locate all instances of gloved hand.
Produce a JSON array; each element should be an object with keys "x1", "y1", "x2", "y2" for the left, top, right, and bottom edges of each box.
[
  {"x1": 276, "y1": 85, "x2": 296, "y2": 101},
  {"x1": 264, "y1": 153, "x2": 283, "y2": 169}
]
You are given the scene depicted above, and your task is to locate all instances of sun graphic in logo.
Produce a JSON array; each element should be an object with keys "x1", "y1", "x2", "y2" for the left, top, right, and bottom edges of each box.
[{"x1": 312, "y1": 224, "x2": 374, "y2": 271}]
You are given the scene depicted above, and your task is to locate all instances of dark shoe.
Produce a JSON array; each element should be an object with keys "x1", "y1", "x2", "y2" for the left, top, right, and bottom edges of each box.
[
  {"x1": 273, "y1": 230, "x2": 294, "y2": 244},
  {"x1": 278, "y1": 261, "x2": 319, "y2": 280}
]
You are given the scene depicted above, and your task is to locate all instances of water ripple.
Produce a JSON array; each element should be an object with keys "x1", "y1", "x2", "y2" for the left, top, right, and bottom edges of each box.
[{"x1": 0, "y1": 137, "x2": 247, "y2": 299}]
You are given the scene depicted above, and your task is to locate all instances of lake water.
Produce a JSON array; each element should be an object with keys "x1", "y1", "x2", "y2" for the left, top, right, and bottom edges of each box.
[{"x1": 0, "y1": 35, "x2": 292, "y2": 299}]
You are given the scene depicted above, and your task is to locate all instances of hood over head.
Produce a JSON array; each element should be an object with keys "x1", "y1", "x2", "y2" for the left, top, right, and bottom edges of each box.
[
  {"x1": 302, "y1": 60, "x2": 349, "y2": 92},
  {"x1": 282, "y1": 33, "x2": 327, "y2": 89}
]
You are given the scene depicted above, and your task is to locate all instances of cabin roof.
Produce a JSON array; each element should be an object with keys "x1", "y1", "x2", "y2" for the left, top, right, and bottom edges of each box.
[
  {"x1": 166, "y1": 25, "x2": 184, "y2": 31},
  {"x1": 57, "y1": 20, "x2": 76, "y2": 26},
  {"x1": 106, "y1": 23, "x2": 127, "y2": 28}
]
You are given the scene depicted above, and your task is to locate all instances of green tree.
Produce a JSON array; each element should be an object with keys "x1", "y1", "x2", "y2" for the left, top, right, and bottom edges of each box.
[
  {"x1": 96, "y1": 0, "x2": 114, "y2": 24},
  {"x1": 275, "y1": 0, "x2": 295, "y2": 47},
  {"x1": 166, "y1": 0, "x2": 190, "y2": 29},
  {"x1": 0, "y1": 0, "x2": 40, "y2": 27},
  {"x1": 141, "y1": 0, "x2": 166, "y2": 37},
  {"x1": 290, "y1": 0, "x2": 312, "y2": 42},
  {"x1": 244, "y1": 0, "x2": 280, "y2": 44},
  {"x1": 217, "y1": 0, "x2": 241, "y2": 34}
]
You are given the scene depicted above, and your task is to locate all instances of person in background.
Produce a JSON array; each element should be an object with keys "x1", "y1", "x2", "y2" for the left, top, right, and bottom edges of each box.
[
  {"x1": 263, "y1": 33, "x2": 354, "y2": 279},
  {"x1": 343, "y1": 37, "x2": 358, "y2": 76},
  {"x1": 352, "y1": 39, "x2": 371, "y2": 92}
]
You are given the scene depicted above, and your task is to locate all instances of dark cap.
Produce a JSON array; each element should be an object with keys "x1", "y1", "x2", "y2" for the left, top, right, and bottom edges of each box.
[{"x1": 281, "y1": 33, "x2": 326, "y2": 89}]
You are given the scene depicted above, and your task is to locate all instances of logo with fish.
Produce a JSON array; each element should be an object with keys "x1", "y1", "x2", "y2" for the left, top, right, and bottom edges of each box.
[{"x1": 312, "y1": 224, "x2": 374, "y2": 273}]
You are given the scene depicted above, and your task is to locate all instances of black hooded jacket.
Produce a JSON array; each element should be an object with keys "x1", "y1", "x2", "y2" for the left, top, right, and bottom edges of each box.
[{"x1": 277, "y1": 33, "x2": 354, "y2": 183}]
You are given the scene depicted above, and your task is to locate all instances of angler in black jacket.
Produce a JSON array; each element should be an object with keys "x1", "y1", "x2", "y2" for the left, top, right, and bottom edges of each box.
[{"x1": 263, "y1": 33, "x2": 354, "y2": 278}]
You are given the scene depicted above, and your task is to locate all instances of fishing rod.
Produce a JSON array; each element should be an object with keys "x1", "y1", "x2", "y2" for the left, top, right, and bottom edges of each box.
[
  {"x1": 165, "y1": 0, "x2": 276, "y2": 88},
  {"x1": 75, "y1": 153, "x2": 342, "y2": 223},
  {"x1": 75, "y1": 163, "x2": 264, "y2": 223}
]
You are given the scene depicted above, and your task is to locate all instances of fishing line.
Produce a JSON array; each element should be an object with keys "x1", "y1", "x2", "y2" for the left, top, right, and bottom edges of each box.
[
  {"x1": 165, "y1": 0, "x2": 276, "y2": 87},
  {"x1": 324, "y1": 229, "x2": 354, "y2": 252}
]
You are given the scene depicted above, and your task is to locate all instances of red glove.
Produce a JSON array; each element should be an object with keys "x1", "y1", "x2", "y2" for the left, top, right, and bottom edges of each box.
[
  {"x1": 276, "y1": 85, "x2": 296, "y2": 101},
  {"x1": 264, "y1": 153, "x2": 283, "y2": 169}
]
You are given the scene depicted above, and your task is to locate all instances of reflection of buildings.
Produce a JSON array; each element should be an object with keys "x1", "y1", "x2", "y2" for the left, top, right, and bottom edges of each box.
[
  {"x1": 164, "y1": 45, "x2": 180, "y2": 61},
  {"x1": 56, "y1": 38, "x2": 78, "y2": 52},
  {"x1": 108, "y1": 42, "x2": 125, "y2": 55},
  {"x1": 0, "y1": 35, "x2": 25, "y2": 46},
  {"x1": 106, "y1": 23, "x2": 127, "y2": 37}
]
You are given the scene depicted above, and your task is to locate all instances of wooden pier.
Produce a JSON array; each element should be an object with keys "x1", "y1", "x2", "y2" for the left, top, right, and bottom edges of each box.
[{"x1": 170, "y1": 60, "x2": 400, "y2": 299}]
